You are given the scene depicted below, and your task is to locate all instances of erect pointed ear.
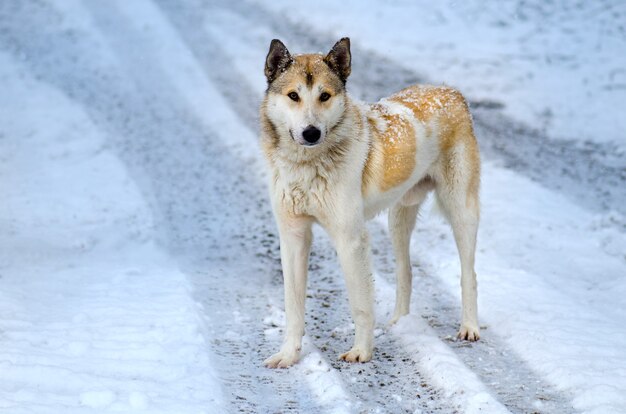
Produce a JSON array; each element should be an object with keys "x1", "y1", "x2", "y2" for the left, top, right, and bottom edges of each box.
[
  {"x1": 265, "y1": 39, "x2": 293, "y2": 83},
  {"x1": 324, "y1": 37, "x2": 351, "y2": 83}
]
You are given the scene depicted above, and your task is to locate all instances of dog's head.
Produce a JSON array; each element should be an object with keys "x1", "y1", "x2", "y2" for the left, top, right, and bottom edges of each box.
[{"x1": 263, "y1": 38, "x2": 351, "y2": 148}]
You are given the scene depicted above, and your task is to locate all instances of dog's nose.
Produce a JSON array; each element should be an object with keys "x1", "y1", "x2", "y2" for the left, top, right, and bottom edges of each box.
[{"x1": 302, "y1": 125, "x2": 321, "y2": 144}]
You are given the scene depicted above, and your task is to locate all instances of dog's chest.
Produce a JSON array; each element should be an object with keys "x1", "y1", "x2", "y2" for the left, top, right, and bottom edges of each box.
[{"x1": 276, "y1": 164, "x2": 335, "y2": 218}]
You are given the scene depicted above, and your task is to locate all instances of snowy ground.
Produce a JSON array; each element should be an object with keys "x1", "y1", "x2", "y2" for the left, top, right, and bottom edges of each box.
[{"x1": 1, "y1": 0, "x2": 625, "y2": 413}]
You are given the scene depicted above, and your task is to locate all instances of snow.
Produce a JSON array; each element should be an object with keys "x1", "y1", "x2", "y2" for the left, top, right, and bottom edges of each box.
[
  {"x1": 79, "y1": 391, "x2": 117, "y2": 409},
  {"x1": 386, "y1": 300, "x2": 509, "y2": 413},
  {"x1": 1, "y1": 0, "x2": 626, "y2": 413},
  {"x1": 0, "y1": 48, "x2": 223, "y2": 412},
  {"x1": 298, "y1": 349, "x2": 353, "y2": 413}
]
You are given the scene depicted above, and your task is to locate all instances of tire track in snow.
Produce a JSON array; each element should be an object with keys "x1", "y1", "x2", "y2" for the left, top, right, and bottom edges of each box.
[{"x1": 153, "y1": 0, "x2": 578, "y2": 412}]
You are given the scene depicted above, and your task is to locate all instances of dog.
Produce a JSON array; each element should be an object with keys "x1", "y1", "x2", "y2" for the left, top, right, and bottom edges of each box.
[{"x1": 260, "y1": 38, "x2": 480, "y2": 368}]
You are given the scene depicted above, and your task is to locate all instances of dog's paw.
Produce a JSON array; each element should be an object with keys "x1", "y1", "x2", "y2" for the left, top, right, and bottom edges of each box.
[
  {"x1": 264, "y1": 349, "x2": 300, "y2": 368},
  {"x1": 457, "y1": 324, "x2": 480, "y2": 341},
  {"x1": 338, "y1": 347, "x2": 372, "y2": 363},
  {"x1": 387, "y1": 311, "x2": 407, "y2": 327}
]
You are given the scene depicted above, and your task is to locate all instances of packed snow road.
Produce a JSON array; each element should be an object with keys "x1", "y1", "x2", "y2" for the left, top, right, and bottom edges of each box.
[{"x1": 1, "y1": 0, "x2": 625, "y2": 413}]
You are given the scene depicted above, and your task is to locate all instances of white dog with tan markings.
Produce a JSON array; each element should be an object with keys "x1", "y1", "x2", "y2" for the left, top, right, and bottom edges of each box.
[{"x1": 260, "y1": 38, "x2": 481, "y2": 368}]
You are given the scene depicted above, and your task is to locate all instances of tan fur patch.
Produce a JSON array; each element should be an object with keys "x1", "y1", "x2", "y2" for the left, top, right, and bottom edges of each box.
[
  {"x1": 368, "y1": 104, "x2": 417, "y2": 191},
  {"x1": 390, "y1": 85, "x2": 466, "y2": 124},
  {"x1": 391, "y1": 85, "x2": 480, "y2": 207}
]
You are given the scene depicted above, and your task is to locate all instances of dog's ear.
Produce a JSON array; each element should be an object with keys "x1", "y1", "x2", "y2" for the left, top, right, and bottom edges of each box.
[
  {"x1": 265, "y1": 39, "x2": 293, "y2": 83},
  {"x1": 324, "y1": 37, "x2": 351, "y2": 83}
]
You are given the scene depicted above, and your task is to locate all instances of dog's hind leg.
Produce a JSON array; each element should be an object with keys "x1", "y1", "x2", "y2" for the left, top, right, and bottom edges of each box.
[
  {"x1": 388, "y1": 202, "x2": 419, "y2": 325},
  {"x1": 387, "y1": 177, "x2": 434, "y2": 325},
  {"x1": 435, "y1": 144, "x2": 481, "y2": 341},
  {"x1": 264, "y1": 215, "x2": 313, "y2": 368}
]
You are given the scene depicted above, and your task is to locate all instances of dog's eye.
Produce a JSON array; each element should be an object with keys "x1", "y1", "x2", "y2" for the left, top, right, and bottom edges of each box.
[
  {"x1": 287, "y1": 92, "x2": 299, "y2": 101},
  {"x1": 320, "y1": 92, "x2": 331, "y2": 102}
]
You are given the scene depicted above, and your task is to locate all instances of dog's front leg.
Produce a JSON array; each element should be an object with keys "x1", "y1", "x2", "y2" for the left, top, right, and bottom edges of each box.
[
  {"x1": 264, "y1": 215, "x2": 313, "y2": 368},
  {"x1": 331, "y1": 222, "x2": 375, "y2": 363}
]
